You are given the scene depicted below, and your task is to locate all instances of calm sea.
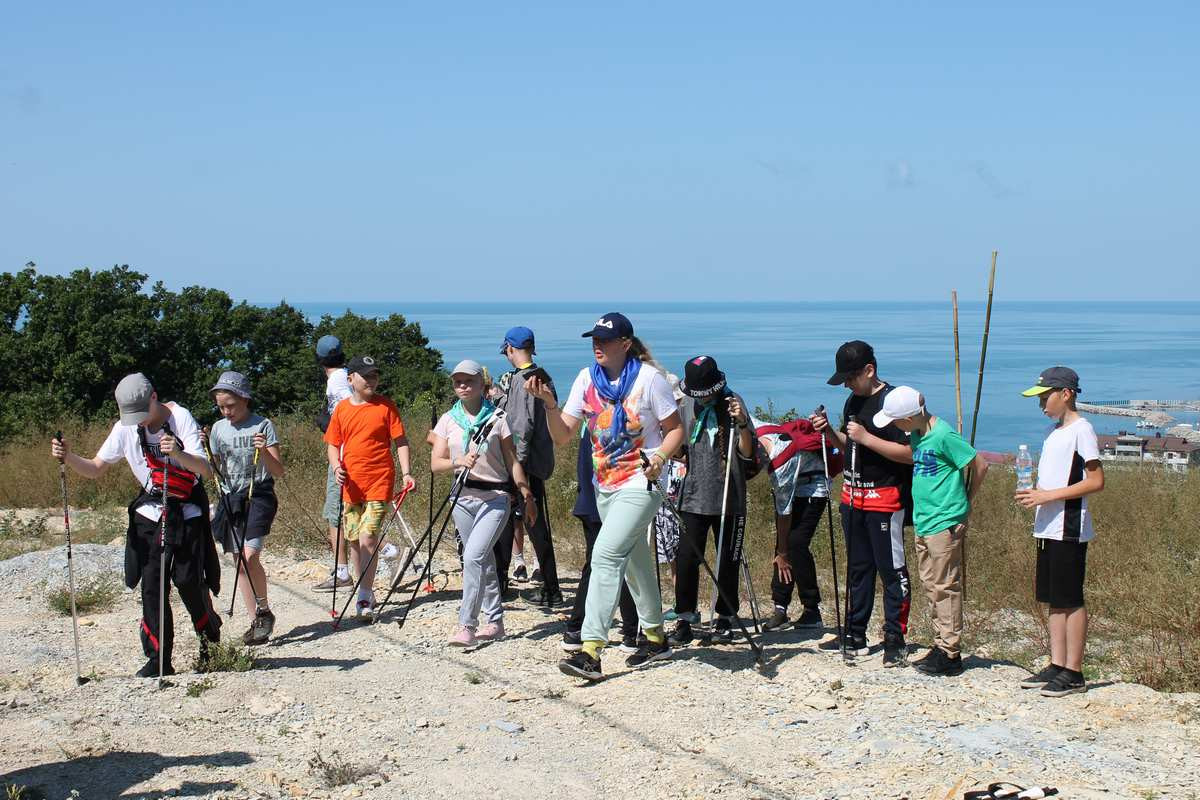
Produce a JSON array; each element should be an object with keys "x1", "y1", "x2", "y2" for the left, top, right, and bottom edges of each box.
[{"x1": 292, "y1": 301, "x2": 1200, "y2": 453}]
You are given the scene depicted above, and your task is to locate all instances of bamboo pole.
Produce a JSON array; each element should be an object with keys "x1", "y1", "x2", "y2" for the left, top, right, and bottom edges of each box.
[
  {"x1": 968, "y1": 251, "x2": 998, "y2": 446},
  {"x1": 952, "y1": 290, "x2": 963, "y2": 434}
]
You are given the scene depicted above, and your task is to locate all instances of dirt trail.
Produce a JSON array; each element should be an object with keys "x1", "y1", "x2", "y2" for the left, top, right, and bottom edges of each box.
[{"x1": 1, "y1": 545, "x2": 1197, "y2": 800}]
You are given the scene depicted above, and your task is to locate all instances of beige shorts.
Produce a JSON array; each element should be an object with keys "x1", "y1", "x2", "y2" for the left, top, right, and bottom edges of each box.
[{"x1": 342, "y1": 501, "x2": 389, "y2": 542}]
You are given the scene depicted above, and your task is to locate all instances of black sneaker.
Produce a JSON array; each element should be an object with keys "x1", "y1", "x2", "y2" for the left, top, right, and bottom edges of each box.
[
  {"x1": 761, "y1": 608, "x2": 790, "y2": 631},
  {"x1": 794, "y1": 606, "x2": 823, "y2": 629},
  {"x1": 136, "y1": 657, "x2": 175, "y2": 678},
  {"x1": 617, "y1": 634, "x2": 641, "y2": 654},
  {"x1": 882, "y1": 634, "x2": 908, "y2": 667},
  {"x1": 913, "y1": 647, "x2": 963, "y2": 676},
  {"x1": 530, "y1": 567, "x2": 543, "y2": 584},
  {"x1": 1020, "y1": 663, "x2": 1063, "y2": 689},
  {"x1": 512, "y1": 564, "x2": 528, "y2": 582},
  {"x1": 242, "y1": 609, "x2": 276, "y2": 646},
  {"x1": 625, "y1": 638, "x2": 673, "y2": 668},
  {"x1": 819, "y1": 633, "x2": 869, "y2": 656},
  {"x1": 667, "y1": 619, "x2": 694, "y2": 646},
  {"x1": 538, "y1": 588, "x2": 565, "y2": 608},
  {"x1": 911, "y1": 647, "x2": 939, "y2": 671},
  {"x1": 561, "y1": 629, "x2": 583, "y2": 652},
  {"x1": 500, "y1": 586, "x2": 520, "y2": 603},
  {"x1": 1040, "y1": 669, "x2": 1087, "y2": 697},
  {"x1": 710, "y1": 618, "x2": 734, "y2": 644},
  {"x1": 558, "y1": 651, "x2": 603, "y2": 682}
]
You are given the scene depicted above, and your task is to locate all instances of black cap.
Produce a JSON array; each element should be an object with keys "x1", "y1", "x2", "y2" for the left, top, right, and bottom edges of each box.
[
  {"x1": 680, "y1": 355, "x2": 727, "y2": 399},
  {"x1": 826, "y1": 340, "x2": 876, "y2": 385},
  {"x1": 1022, "y1": 366, "x2": 1081, "y2": 397},
  {"x1": 346, "y1": 355, "x2": 380, "y2": 376},
  {"x1": 581, "y1": 312, "x2": 634, "y2": 341}
]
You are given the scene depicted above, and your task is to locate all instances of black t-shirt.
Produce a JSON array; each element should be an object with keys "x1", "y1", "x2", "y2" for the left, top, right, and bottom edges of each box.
[{"x1": 840, "y1": 383, "x2": 912, "y2": 512}]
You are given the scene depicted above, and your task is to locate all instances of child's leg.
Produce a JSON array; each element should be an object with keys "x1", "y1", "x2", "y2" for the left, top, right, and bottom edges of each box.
[
  {"x1": 1064, "y1": 606, "x2": 1088, "y2": 672},
  {"x1": 1047, "y1": 608, "x2": 1068, "y2": 667},
  {"x1": 240, "y1": 544, "x2": 268, "y2": 613}
]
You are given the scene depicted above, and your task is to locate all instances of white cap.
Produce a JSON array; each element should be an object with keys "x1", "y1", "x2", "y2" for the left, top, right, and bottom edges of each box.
[
  {"x1": 872, "y1": 385, "x2": 925, "y2": 428},
  {"x1": 450, "y1": 359, "x2": 484, "y2": 377}
]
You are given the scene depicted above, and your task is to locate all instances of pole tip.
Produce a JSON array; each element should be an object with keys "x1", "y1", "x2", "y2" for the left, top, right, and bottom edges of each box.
[{"x1": 76, "y1": 676, "x2": 89, "y2": 686}]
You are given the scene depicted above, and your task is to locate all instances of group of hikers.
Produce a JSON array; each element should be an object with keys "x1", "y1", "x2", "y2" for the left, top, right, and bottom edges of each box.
[{"x1": 49, "y1": 312, "x2": 1104, "y2": 699}]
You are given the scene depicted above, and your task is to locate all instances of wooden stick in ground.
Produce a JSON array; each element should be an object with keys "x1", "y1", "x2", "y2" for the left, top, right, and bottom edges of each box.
[
  {"x1": 952, "y1": 290, "x2": 963, "y2": 434},
  {"x1": 969, "y1": 250, "x2": 998, "y2": 446}
]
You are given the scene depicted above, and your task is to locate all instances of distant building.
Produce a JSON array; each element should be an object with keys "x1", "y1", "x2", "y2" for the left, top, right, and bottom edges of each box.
[{"x1": 1097, "y1": 431, "x2": 1200, "y2": 473}]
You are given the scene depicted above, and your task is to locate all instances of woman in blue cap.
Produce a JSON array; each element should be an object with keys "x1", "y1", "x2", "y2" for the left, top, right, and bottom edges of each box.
[{"x1": 527, "y1": 313, "x2": 684, "y2": 680}]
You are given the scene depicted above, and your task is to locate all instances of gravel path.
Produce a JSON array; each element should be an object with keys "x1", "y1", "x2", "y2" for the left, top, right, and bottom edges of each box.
[{"x1": 1, "y1": 545, "x2": 1197, "y2": 799}]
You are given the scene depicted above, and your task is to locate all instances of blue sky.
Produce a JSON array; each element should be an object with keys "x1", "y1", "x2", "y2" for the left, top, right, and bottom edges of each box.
[{"x1": 2, "y1": 2, "x2": 1196, "y2": 302}]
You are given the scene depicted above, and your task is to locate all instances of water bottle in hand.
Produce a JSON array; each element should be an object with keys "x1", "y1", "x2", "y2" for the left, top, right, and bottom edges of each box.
[{"x1": 1015, "y1": 444, "x2": 1034, "y2": 491}]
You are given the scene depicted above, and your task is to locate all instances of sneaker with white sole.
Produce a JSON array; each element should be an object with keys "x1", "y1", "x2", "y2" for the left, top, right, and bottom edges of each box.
[
  {"x1": 559, "y1": 650, "x2": 603, "y2": 681},
  {"x1": 1020, "y1": 663, "x2": 1063, "y2": 689},
  {"x1": 476, "y1": 620, "x2": 505, "y2": 642},
  {"x1": 313, "y1": 573, "x2": 353, "y2": 592},
  {"x1": 561, "y1": 629, "x2": 583, "y2": 652},
  {"x1": 449, "y1": 626, "x2": 477, "y2": 647},
  {"x1": 625, "y1": 638, "x2": 673, "y2": 668},
  {"x1": 1040, "y1": 669, "x2": 1087, "y2": 697}
]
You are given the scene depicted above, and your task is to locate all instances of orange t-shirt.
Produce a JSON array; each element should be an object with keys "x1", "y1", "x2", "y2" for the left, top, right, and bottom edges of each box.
[{"x1": 324, "y1": 396, "x2": 406, "y2": 503}]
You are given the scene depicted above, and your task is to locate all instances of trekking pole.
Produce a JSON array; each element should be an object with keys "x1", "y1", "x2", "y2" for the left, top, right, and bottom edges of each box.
[
  {"x1": 226, "y1": 430, "x2": 262, "y2": 616},
  {"x1": 157, "y1": 423, "x2": 171, "y2": 690},
  {"x1": 740, "y1": 558, "x2": 763, "y2": 633},
  {"x1": 55, "y1": 432, "x2": 88, "y2": 686},
  {"x1": 841, "y1": 415, "x2": 859, "y2": 664},
  {"x1": 330, "y1": 450, "x2": 344, "y2": 619},
  {"x1": 425, "y1": 405, "x2": 437, "y2": 593},
  {"x1": 374, "y1": 414, "x2": 498, "y2": 622},
  {"x1": 642, "y1": 453, "x2": 765, "y2": 668},
  {"x1": 813, "y1": 409, "x2": 845, "y2": 662},
  {"x1": 708, "y1": 416, "x2": 739, "y2": 627},
  {"x1": 331, "y1": 485, "x2": 412, "y2": 628},
  {"x1": 200, "y1": 429, "x2": 264, "y2": 618},
  {"x1": 952, "y1": 290, "x2": 963, "y2": 434},
  {"x1": 969, "y1": 250, "x2": 997, "y2": 446}
]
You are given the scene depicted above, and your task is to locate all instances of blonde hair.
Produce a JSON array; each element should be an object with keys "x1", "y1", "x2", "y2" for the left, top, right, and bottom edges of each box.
[{"x1": 628, "y1": 336, "x2": 667, "y2": 373}]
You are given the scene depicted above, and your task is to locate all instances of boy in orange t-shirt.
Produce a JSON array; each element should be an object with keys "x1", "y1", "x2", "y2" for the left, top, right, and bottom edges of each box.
[{"x1": 324, "y1": 356, "x2": 415, "y2": 618}]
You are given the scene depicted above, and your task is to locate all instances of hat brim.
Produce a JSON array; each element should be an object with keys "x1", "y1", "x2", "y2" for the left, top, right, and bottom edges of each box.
[
  {"x1": 349, "y1": 367, "x2": 380, "y2": 377},
  {"x1": 826, "y1": 370, "x2": 853, "y2": 386},
  {"x1": 681, "y1": 376, "x2": 728, "y2": 400},
  {"x1": 582, "y1": 330, "x2": 622, "y2": 340},
  {"x1": 119, "y1": 408, "x2": 150, "y2": 426},
  {"x1": 1021, "y1": 385, "x2": 1054, "y2": 397},
  {"x1": 210, "y1": 383, "x2": 251, "y2": 400}
]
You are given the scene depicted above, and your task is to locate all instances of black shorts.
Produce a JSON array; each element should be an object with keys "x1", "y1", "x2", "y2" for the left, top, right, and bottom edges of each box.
[
  {"x1": 1035, "y1": 538, "x2": 1088, "y2": 608},
  {"x1": 212, "y1": 486, "x2": 278, "y2": 554}
]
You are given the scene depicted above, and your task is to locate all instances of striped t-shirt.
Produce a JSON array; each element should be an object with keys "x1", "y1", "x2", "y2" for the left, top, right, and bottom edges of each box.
[{"x1": 1033, "y1": 417, "x2": 1100, "y2": 543}]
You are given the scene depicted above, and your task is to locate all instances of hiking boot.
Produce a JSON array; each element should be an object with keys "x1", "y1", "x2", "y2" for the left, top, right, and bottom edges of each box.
[
  {"x1": 667, "y1": 619, "x2": 694, "y2": 646},
  {"x1": 761, "y1": 608, "x2": 790, "y2": 631},
  {"x1": 911, "y1": 647, "x2": 939, "y2": 671},
  {"x1": 448, "y1": 626, "x2": 477, "y2": 648},
  {"x1": 882, "y1": 634, "x2": 908, "y2": 667},
  {"x1": 136, "y1": 657, "x2": 175, "y2": 678},
  {"x1": 1040, "y1": 669, "x2": 1087, "y2": 697},
  {"x1": 558, "y1": 650, "x2": 603, "y2": 682},
  {"x1": 625, "y1": 638, "x2": 673, "y2": 668},
  {"x1": 561, "y1": 629, "x2": 583, "y2": 652},
  {"x1": 913, "y1": 647, "x2": 963, "y2": 676},
  {"x1": 617, "y1": 634, "x2": 641, "y2": 654},
  {"x1": 242, "y1": 609, "x2": 276, "y2": 646},
  {"x1": 1020, "y1": 663, "x2": 1063, "y2": 689},
  {"x1": 313, "y1": 573, "x2": 352, "y2": 593},
  {"x1": 818, "y1": 632, "x2": 869, "y2": 656},
  {"x1": 537, "y1": 588, "x2": 564, "y2": 608},
  {"x1": 794, "y1": 606, "x2": 823, "y2": 630},
  {"x1": 710, "y1": 617, "x2": 735, "y2": 644},
  {"x1": 512, "y1": 564, "x2": 528, "y2": 583},
  {"x1": 476, "y1": 620, "x2": 505, "y2": 642}
]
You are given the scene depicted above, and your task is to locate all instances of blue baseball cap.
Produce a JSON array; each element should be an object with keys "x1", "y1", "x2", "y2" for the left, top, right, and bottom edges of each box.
[
  {"x1": 500, "y1": 326, "x2": 536, "y2": 354},
  {"x1": 316, "y1": 335, "x2": 343, "y2": 359},
  {"x1": 581, "y1": 312, "x2": 633, "y2": 341}
]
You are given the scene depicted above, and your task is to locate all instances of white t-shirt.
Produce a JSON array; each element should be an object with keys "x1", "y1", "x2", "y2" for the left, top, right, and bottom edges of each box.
[
  {"x1": 1033, "y1": 417, "x2": 1101, "y2": 542},
  {"x1": 326, "y1": 368, "x2": 353, "y2": 414},
  {"x1": 97, "y1": 402, "x2": 208, "y2": 522},
  {"x1": 563, "y1": 364, "x2": 678, "y2": 491}
]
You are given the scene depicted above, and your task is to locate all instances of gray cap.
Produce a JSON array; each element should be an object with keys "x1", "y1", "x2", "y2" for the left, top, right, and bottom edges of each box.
[
  {"x1": 210, "y1": 371, "x2": 252, "y2": 400},
  {"x1": 450, "y1": 359, "x2": 484, "y2": 377},
  {"x1": 115, "y1": 373, "x2": 154, "y2": 426}
]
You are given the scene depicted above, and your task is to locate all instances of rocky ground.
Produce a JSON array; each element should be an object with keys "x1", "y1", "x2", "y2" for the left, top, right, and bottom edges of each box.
[{"x1": 1, "y1": 543, "x2": 1198, "y2": 800}]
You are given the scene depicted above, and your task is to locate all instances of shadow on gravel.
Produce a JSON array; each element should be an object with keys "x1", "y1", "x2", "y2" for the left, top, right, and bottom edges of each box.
[
  {"x1": 256, "y1": 655, "x2": 369, "y2": 671},
  {"x1": 0, "y1": 749, "x2": 253, "y2": 798}
]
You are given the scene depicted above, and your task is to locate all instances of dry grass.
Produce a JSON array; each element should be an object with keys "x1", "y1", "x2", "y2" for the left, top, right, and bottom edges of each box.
[{"x1": 3, "y1": 414, "x2": 1197, "y2": 691}]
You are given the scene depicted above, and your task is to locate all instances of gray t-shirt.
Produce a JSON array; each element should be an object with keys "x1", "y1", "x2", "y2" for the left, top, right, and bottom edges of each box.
[{"x1": 210, "y1": 414, "x2": 279, "y2": 492}]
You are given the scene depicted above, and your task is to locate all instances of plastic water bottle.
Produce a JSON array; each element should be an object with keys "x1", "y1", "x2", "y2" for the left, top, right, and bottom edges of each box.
[{"x1": 1015, "y1": 444, "x2": 1034, "y2": 491}]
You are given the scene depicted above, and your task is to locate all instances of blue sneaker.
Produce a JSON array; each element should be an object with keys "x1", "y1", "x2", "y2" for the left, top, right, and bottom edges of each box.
[{"x1": 663, "y1": 608, "x2": 679, "y2": 622}]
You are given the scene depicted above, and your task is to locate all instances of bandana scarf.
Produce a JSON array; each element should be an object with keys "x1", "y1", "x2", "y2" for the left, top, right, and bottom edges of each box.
[
  {"x1": 448, "y1": 399, "x2": 496, "y2": 452},
  {"x1": 589, "y1": 358, "x2": 641, "y2": 455}
]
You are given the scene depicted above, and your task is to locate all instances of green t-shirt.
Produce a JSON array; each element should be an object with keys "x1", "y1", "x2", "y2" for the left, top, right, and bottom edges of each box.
[{"x1": 909, "y1": 417, "x2": 976, "y2": 537}]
